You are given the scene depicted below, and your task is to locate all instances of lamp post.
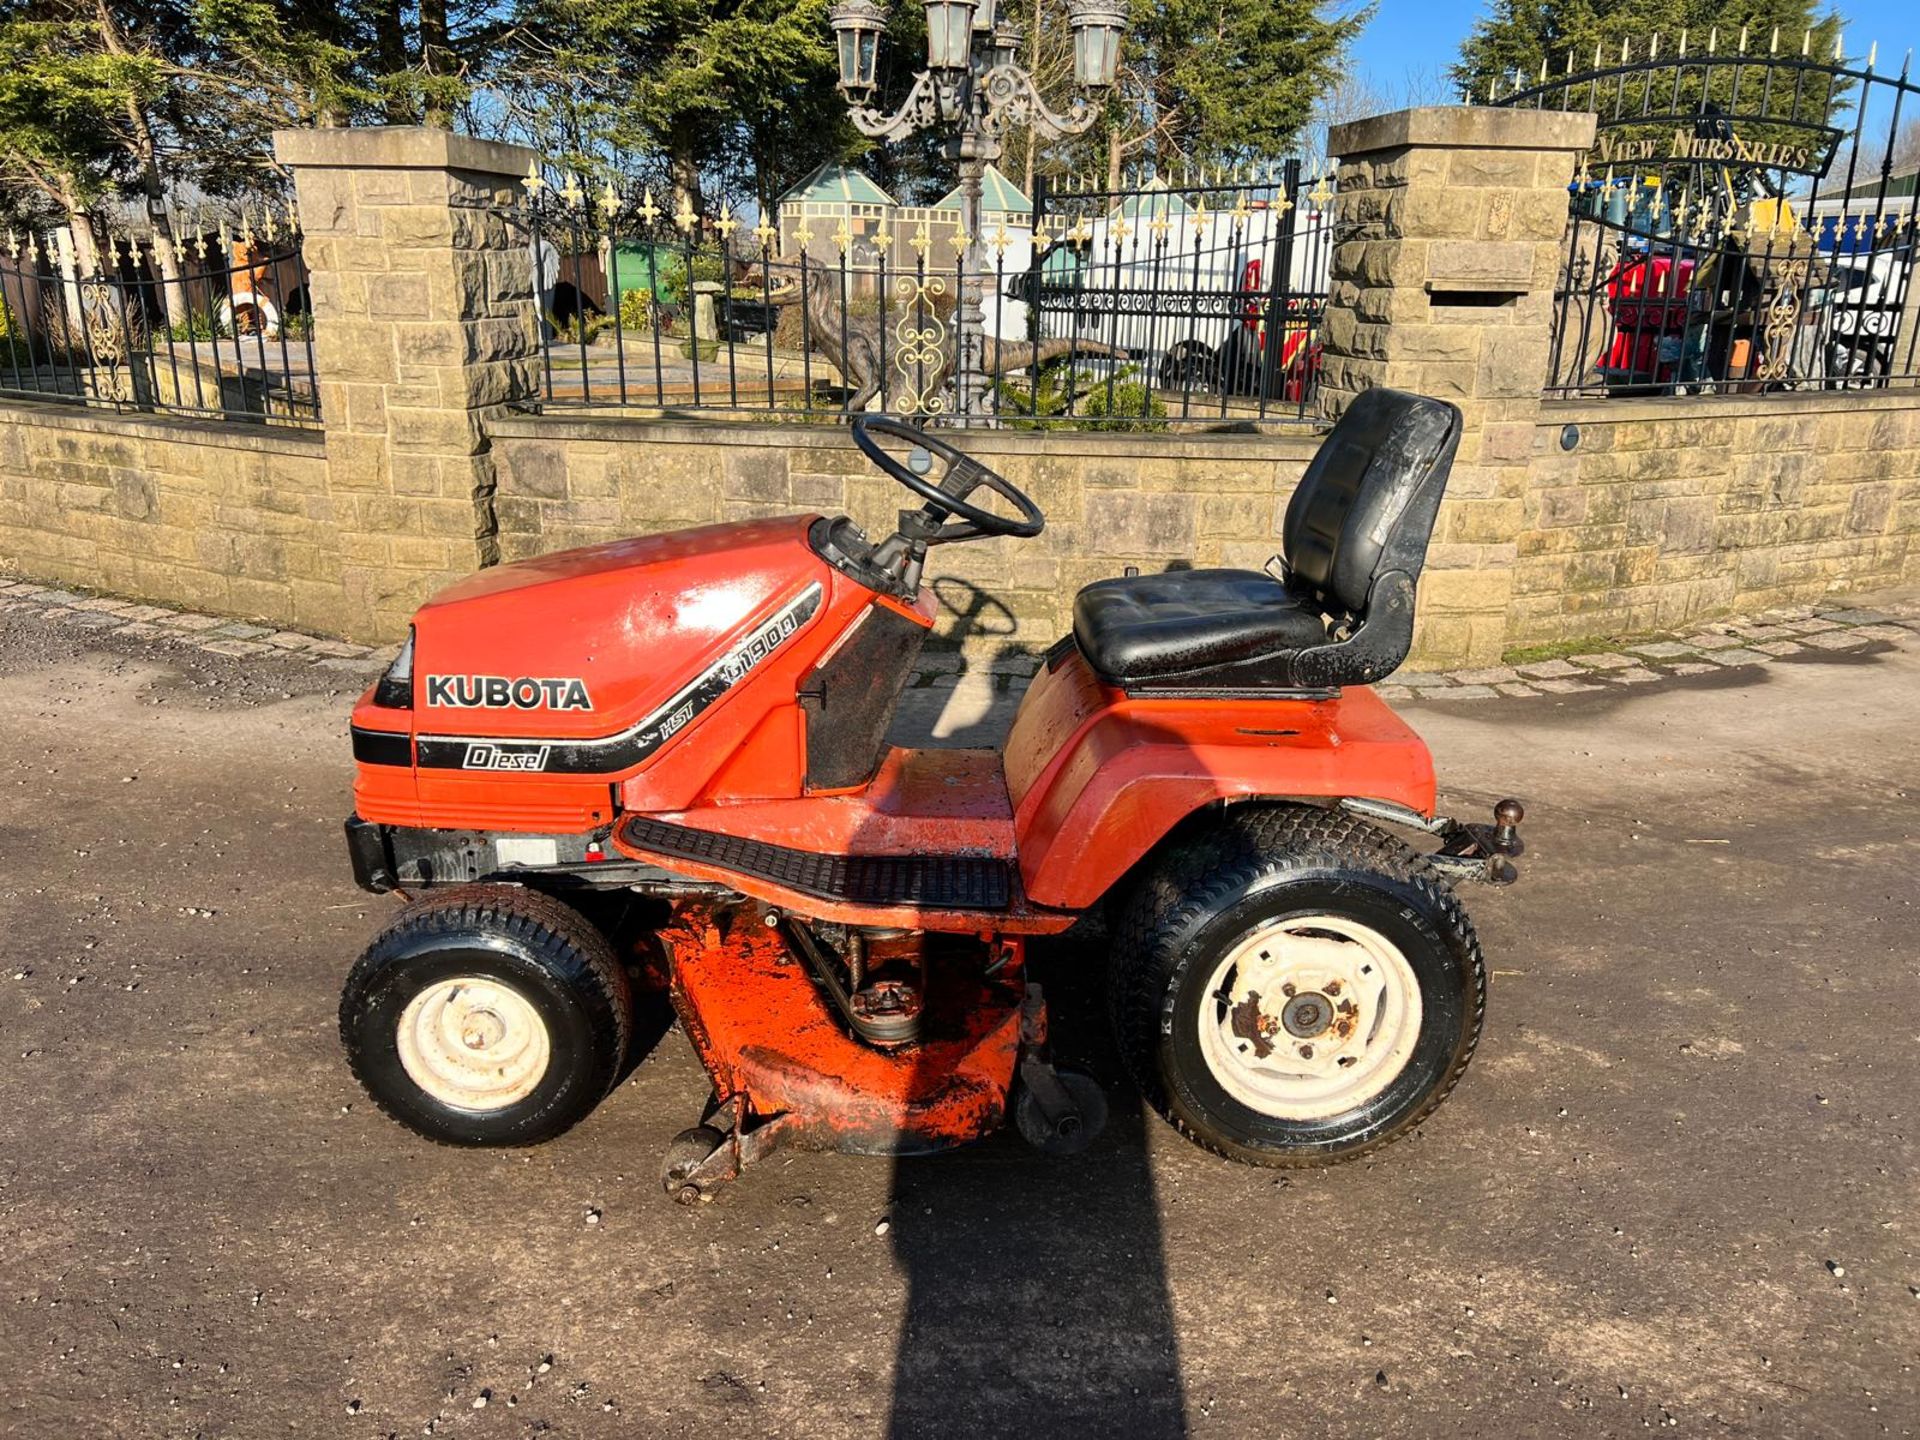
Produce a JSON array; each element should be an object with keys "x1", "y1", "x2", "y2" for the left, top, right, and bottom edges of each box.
[{"x1": 827, "y1": 0, "x2": 1128, "y2": 420}]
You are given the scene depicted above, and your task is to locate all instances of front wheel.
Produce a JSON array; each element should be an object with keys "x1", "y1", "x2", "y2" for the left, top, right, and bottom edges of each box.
[
  {"x1": 1111, "y1": 806, "x2": 1485, "y2": 1166},
  {"x1": 340, "y1": 884, "x2": 632, "y2": 1146}
]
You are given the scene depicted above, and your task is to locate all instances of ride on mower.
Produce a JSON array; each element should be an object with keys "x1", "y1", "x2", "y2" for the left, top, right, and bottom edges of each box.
[{"x1": 338, "y1": 387, "x2": 1525, "y2": 1201}]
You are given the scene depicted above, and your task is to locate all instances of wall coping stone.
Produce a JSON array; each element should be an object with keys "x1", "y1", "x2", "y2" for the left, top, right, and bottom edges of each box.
[
  {"x1": 485, "y1": 409, "x2": 1326, "y2": 463},
  {"x1": 272, "y1": 125, "x2": 535, "y2": 177},
  {"x1": 1329, "y1": 105, "x2": 1597, "y2": 158},
  {"x1": 0, "y1": 397, "x2": 327, "y2": 456},
  {"x1": 1539, "y1": 390, "x2": 1920, "y2": 425}
]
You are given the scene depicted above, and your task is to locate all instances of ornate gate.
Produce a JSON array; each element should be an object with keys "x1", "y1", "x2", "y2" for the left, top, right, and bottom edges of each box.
[{"x1": 1494, "y1": 38, "x2": 1919, "y2": 395}]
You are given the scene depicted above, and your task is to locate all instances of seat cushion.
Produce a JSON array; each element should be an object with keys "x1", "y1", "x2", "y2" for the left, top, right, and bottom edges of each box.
[{"x1": 1072, "y1": 569, "x2": 1328, "y2": 684}]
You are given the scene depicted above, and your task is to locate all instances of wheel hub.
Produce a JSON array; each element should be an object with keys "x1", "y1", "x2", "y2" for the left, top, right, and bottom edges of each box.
[
  {"x1": 461, "y1": 1009, "x2": 507, "y2": 1050},
  {"x1": 1199, "y1": 915, "x2": 1424, "y2": 1121},
  {"x1": 1281, "y1": 991, "x2": 1334, "y2": 1038},
  {"x1": 396, "y1": 977, "x2": 551, "y2": 1113}
]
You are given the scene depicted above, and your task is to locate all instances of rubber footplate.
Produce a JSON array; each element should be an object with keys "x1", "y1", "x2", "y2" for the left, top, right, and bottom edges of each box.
[{"x1": 620, "y1": 816, "x2": 1012, "y2": 911}]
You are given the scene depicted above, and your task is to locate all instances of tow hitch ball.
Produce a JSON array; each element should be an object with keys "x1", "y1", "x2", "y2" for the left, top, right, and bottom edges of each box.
[{"x1": 1339, "y1": 796, "x2": 1528, "y2": 885}]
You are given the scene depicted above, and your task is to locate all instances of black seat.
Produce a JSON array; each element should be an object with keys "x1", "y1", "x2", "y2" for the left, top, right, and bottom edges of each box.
[{"x1": 1072, "y1": 388, "x2": 1463, "y2": 693}]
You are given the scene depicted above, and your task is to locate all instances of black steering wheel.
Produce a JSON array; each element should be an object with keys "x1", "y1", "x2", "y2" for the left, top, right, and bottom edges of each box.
[{"x1": 851, "y1": 415, "x2": 1046, "y2": 541}]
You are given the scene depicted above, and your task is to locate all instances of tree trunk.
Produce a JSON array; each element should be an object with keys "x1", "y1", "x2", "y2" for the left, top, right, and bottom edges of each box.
[
  {"x1": 1106, "y1": 129, "x2": 1124, "y2": 192},
  {"x1": 373, "y1": 0, "x2": 413, "y2": 122},
  {"x1": 670, "y1": 147, "x2": 704, "y2": 223},
  {"x1": 420, "y1": 0, "x2": 452, "y2": 128}
]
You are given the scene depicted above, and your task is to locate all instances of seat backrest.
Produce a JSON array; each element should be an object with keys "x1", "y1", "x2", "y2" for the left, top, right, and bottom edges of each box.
[{"x1": 1281, "y1": 388, "x2": 1463, "y2": 617}]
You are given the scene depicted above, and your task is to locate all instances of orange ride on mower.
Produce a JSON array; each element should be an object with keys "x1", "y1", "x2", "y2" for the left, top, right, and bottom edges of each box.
[{"x1": 339, "y1": 388, "x2": 1524, "y2": 1201}]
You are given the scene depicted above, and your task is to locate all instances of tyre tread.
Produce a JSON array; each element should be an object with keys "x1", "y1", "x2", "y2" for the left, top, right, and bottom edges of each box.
[
  {"x1": 1110, "y1": 803, "x2": 1486, "y2": 1167},
  {"x1": 340, "y1": 883, "x2": 631, "y2": 1147}
]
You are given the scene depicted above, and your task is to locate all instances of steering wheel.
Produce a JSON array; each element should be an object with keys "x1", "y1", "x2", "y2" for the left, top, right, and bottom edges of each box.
[{"x1": 851, "y1": 415, "x2": 1046, "y2": 541}]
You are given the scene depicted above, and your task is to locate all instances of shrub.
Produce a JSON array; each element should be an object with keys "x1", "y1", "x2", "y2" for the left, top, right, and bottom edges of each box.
[
  {"x1": 547, "y1": 309, "x2": 612, "y2": 346},
  {"x1": 618, "y1": 288, "x2": 652, "y2": 332},
  {"x1": 1079, "y1": 370, "x2": 1168, "y2": 432}
]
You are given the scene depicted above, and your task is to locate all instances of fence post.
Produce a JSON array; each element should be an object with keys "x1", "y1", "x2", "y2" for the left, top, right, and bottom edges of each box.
[
  {"x1": 272, "y1": 126, "x2": 539, "y2": 642},
  {"x1": 1319, "y1": 106, "x2": 1595, "y2": 669}
]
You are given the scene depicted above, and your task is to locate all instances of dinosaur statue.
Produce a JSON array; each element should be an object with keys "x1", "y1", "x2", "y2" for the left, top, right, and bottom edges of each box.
[{"x1": 797, "y1": 268, "x2": 1126, "y2": 415}]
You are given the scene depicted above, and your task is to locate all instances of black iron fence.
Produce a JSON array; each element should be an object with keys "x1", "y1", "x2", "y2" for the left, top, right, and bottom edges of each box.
[
  {"x1": 0, "y1": 218, "x2": 317, "y2": 427},
  {"x1": 526, "y1": 162, "x2": 1333, "y2": 427},
  {"x1": 1496, "y1": 42, "x2": 1919, "y2": 396}
]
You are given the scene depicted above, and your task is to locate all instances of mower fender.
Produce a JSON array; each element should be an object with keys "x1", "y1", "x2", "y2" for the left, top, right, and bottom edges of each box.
[{"x1": 1005, "y1": 651, "x2": 1437, "y2": 911}]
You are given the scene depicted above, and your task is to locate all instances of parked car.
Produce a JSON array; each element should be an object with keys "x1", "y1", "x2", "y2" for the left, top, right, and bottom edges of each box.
[{"x1": 1817, "y1": 245, "x2": 1910, "y2": 382}]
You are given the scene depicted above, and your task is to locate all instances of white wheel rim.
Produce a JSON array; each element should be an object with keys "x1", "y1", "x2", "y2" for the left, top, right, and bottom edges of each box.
[
  {"x1": 396, "y1": 977, "x2": 551, "y2": 1112},
  {"x1": 1196, "y1": 913, "x2": 1423, "y2": 1121}
]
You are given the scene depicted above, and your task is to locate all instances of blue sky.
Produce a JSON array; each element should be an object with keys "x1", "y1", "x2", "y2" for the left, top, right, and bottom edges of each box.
[{"x1": 1349, "y1": 0, "x2": 1919, "y2": 99}]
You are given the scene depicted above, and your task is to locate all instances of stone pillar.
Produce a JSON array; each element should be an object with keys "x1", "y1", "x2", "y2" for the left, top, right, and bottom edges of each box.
[
  {"x1": 1320, "y1": 106, "x2": 1596, "y2": 668},
  {"x1": 273, "y1": 126, "x2": 539, "y2": 641}
]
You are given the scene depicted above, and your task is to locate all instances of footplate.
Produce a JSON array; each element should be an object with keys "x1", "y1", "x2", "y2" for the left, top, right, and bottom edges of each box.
[{"x1": 621, "y1": 816, "x2": 1013, "y2": 910}]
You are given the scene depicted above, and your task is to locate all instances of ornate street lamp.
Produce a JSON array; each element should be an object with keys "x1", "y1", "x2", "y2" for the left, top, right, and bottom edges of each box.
[
  {"x1": 1066, "y1": 0, "x2": 1126, "y2": 87},
  {"x1": 826, "y1": 0, "x2": 1130, "y2": 420},
  {"x1": 829, "y1": 0, "x2": 886, "y2": 96}
]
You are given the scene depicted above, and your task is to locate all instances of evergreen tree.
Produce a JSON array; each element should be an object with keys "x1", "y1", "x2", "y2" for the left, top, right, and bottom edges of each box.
[{"x1": 1454, "y1": 0, "x2": 1843, "y2": 103}]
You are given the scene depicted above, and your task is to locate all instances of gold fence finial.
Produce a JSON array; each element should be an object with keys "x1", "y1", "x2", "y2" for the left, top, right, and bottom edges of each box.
[{"x1": 522, "y1": 160, "x2": 545, "y2": 196}]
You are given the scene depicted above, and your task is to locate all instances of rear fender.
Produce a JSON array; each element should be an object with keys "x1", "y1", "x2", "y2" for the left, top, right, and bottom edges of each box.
[{"x1": 1006, "y1": 651, "x2": 1436, "y2": 911}]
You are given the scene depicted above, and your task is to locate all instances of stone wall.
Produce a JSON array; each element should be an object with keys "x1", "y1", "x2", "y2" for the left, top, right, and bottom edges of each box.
[
  {"x1": 274, "y1": 127, "x2": 541, "y2": 641},
  {"x1": 0, "y1": 401, "x2": 334, "y2": 626},
  {"x1": 1511, "y1": 390, "x2": 1920, "y2": 647},
  {"x1": 3, "y1": 117, "x2": 1920, "y2": 671},
  {"x1": 490, "y1": 414, "x2": 1320, "y2": 659}
]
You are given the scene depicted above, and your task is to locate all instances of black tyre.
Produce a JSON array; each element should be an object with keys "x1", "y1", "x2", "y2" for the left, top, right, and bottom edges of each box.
[
  {"x1": 340, "y1": 883, "x2": 632, "y2": 1147},
  {"x1": 1111, "y1": 805, "x2": 1485, "y2": 1166}
]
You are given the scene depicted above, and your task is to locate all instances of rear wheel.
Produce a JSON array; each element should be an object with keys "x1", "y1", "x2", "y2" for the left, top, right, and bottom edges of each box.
[
  {"x1": 340, "y1": 884, "x2": 631, "y2": 1146},
  {"x1": 1111, "y1": 805, "x2": 1484, "y2": 1166}
]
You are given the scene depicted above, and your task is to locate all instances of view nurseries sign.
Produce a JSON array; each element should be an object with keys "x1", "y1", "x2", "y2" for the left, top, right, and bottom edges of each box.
[{"x1": 1594, "y1": 126, "x2": 1832, "y2": 176}]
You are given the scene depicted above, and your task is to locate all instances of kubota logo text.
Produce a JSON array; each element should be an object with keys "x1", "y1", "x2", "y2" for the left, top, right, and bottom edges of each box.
[{"x1": 426, "y1": 675, "x2": 594, "y2": 711}]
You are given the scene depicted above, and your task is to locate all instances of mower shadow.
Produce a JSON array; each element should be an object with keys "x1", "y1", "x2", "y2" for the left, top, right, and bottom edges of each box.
[{"x1": 884, "y1": 932, "x2": 1188, "y2": 1439}]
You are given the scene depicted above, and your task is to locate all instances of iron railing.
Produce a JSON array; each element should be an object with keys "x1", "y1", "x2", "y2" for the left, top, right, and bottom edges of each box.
[
  {"x1": 1495, "y1": 43, "x2": 1919, "y2": 396},
  {"x1": 525, "y1": 162, "x2": 1333, "y2": 428},
  {"x1": 0, "y1": 220, "x2": 317, "y2": 427}
]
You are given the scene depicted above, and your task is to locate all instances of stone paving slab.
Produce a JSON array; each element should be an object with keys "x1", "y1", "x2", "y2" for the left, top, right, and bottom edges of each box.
[
  {"x1": 1515, "y1": 658, "x2": 1582, "y2": 679},
  {"x1": 1801, "y1": 630, "x2": 1872, "y2": 650},
  {"x1": 1627, "y1": 641, "x2": 1696, "y2": 659}
]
